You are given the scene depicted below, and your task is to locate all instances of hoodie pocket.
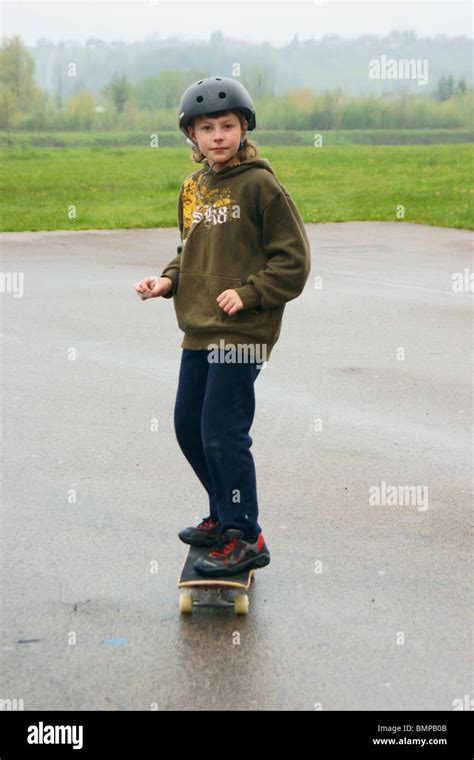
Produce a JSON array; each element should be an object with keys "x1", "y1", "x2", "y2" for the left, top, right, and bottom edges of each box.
[
  {"x1": 214, "y1": 278, "x2": 273, "y2": 340},
  {"x1": 174, "y1": 273, "x2": 243, "y2": 333}
]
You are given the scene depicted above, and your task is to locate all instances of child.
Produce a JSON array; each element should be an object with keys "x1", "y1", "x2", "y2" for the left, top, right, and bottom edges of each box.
[{"x1": 135, "y1": 76, "x2": 311, "y2": 577}]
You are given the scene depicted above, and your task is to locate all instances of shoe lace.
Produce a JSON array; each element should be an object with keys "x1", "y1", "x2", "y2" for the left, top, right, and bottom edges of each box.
[{"x1": 211, "y1": 535, "x2": 238, "y2": 557}]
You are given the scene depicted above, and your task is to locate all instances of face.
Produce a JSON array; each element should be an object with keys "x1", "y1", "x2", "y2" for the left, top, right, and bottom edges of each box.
[{"x1": 188, "y1": 112, "x2": 247, "y2": 171}]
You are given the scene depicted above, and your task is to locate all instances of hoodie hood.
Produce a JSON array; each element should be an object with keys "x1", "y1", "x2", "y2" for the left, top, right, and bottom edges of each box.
[{"x1": 199, "y1": 157, "x2": 276, "y2": 181}]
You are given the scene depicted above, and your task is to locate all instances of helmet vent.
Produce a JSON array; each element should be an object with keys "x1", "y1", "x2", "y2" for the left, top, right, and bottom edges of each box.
[
  {"x1": 218, "y1": 91, "x2": 226, "y2": 99},
  {"x1": 196, "y1": 95, "x2": 203, "y2": 102}
]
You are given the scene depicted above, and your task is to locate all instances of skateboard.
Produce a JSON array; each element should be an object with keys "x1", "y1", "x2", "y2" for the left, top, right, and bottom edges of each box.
[{"x1": 178, "y1": 545, "x2": 255, "y2": 615}]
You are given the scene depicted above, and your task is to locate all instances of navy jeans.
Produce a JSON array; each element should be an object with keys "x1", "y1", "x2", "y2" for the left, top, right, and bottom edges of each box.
[{"x1": 173, "y1": 348, "x2": 263, "y2": 540}]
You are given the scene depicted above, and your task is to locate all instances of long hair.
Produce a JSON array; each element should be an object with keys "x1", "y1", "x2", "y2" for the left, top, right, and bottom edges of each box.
[{"x1": 187, "y1": 109, "x2": 260, "y2": 166}]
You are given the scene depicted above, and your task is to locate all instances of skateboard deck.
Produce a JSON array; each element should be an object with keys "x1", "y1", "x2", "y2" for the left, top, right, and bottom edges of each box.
[{"x1": 177, "y1": 545, "x2": 255, "y2": 615}]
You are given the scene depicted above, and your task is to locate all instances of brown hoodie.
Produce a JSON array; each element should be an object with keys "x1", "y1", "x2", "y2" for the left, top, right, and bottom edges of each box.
[{"x1": 160, "y1": 157, "x2": 311, "y2": 361}]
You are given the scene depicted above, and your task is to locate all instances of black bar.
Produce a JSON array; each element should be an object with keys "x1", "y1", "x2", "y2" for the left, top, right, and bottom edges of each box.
[{"x1": 0, "y1": 710, "x2": 471, "y2": 756}]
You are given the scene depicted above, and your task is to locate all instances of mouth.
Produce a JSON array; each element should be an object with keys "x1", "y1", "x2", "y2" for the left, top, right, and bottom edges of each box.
[{"x1": 211, "y1": 148, "x2": 226, "y2": 151}]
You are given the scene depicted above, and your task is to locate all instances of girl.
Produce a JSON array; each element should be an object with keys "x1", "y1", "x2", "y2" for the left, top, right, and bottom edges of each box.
[{"x1": 134, "y1": 76, "x2": 311, "y2": 577}]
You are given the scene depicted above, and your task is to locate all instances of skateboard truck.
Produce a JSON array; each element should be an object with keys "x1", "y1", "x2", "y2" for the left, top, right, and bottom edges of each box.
[{"x1": 178, "y1": 545, "x2": 256, "y2": 615}]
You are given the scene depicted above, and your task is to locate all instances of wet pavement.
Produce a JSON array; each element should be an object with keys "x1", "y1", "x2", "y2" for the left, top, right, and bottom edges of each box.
[{"x1": 0, "y1": 221, "x2": 472, "y2": 710}]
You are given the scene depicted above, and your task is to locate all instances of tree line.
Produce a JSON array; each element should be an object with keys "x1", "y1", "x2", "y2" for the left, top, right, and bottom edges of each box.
[{"x1": 0, "y1": 36, "x2": 472, "y2": 133}]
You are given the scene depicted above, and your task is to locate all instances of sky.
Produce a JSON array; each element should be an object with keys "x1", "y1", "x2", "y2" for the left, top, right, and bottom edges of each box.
[{"x1": 1, "y1": 0, "x2": 472, "y2": 46}]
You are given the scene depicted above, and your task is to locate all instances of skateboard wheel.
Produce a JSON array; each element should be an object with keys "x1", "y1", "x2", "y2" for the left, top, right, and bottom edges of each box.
[
  {"x1": 234, "y1": 594, "x2": 249, "y2": 615},
  {"x1": 179, "y1": 593, "x2": 193, "y2": 613}
]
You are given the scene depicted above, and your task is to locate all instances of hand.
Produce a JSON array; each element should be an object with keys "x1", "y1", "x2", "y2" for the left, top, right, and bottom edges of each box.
[
  {"x1": 134, "y1": 276, "x2": 172, "y2": 300},
  {"x1": 216, "y1": 288, "x2": 244, "y2": 316}
]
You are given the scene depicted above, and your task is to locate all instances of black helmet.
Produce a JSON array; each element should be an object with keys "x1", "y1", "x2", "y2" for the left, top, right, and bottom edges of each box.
[{"x1": 178, "y1": 76, "x2": 256, "y2": 145}]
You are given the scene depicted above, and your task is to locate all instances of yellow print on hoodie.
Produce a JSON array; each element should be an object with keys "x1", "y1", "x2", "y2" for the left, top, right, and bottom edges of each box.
[{"x1": 182, "y1": 175, "x2": 241, "y2": 235}]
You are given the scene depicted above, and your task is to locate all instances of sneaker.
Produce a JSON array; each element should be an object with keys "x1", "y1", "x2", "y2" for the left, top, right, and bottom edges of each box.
[
  {"x1": 193, "y1": 528, "x2": 271, "y2": 577},
  {"x1": 178, "y1": 516, "x2": 221, "y2": 547}
]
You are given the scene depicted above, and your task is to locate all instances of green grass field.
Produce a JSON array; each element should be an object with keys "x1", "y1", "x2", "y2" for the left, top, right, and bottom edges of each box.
[
  {"x1": 1, "y1": 142, "x2": 473, "y2": 231},
  {"x1": 1, "y1": 128, "x2": 473, "y2": 148}
]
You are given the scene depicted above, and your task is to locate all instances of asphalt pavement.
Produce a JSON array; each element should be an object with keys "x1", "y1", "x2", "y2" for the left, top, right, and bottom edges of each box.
[{"x1": 0, "y1": 221, "x2": 472, "y2": 710}]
